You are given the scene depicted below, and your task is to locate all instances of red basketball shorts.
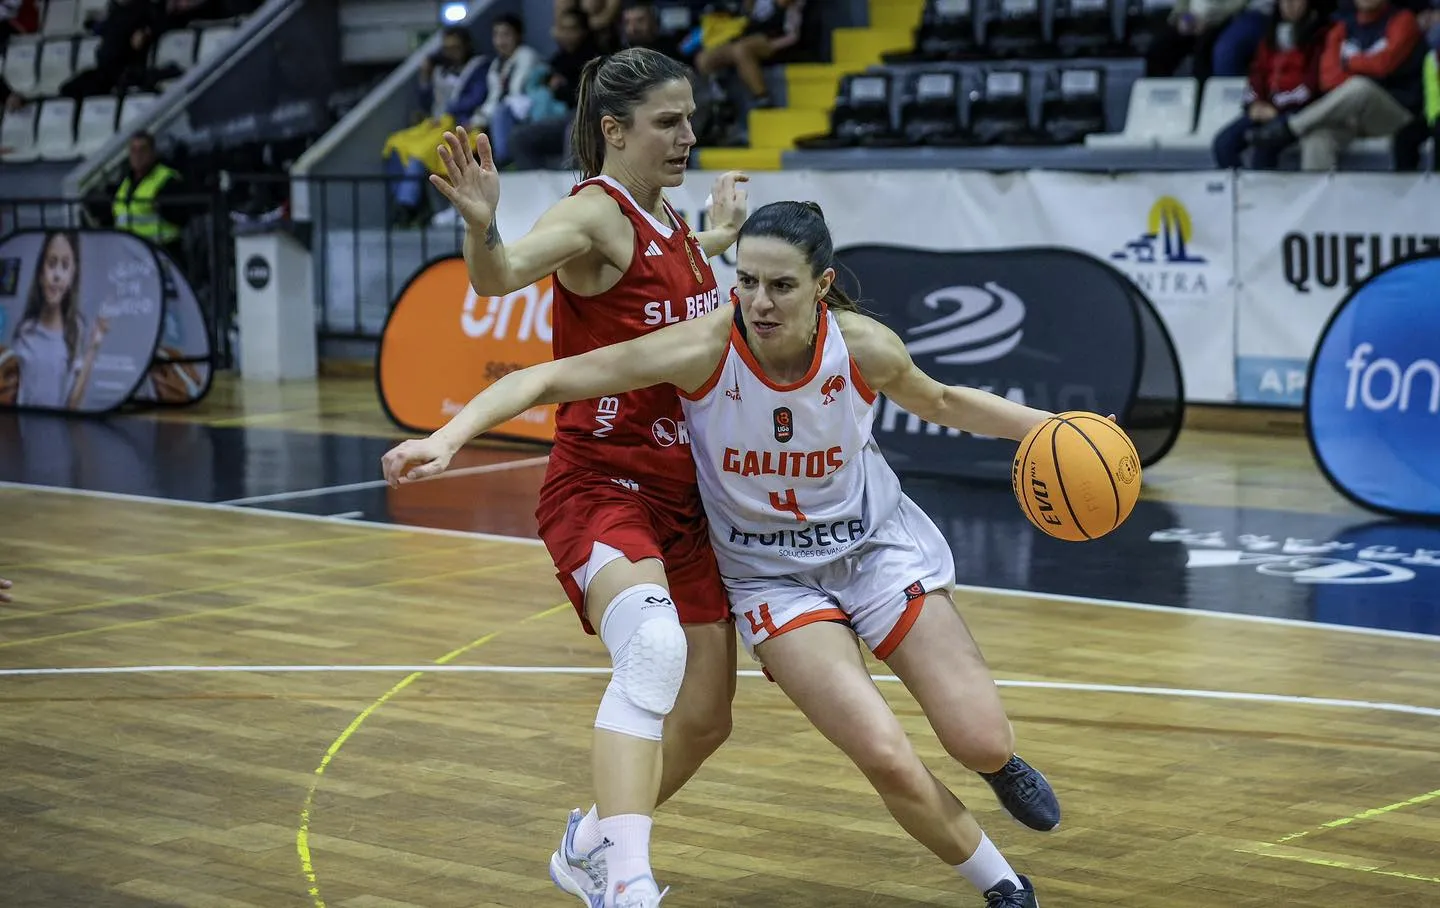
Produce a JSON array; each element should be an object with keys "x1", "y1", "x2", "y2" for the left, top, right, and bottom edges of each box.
[{"x1": 535, "y1": 464, "x2": 730, "y2": 635}]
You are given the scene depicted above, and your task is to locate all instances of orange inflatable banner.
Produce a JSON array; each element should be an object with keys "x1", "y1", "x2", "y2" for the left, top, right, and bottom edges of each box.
[{"x1": 378, "y1": 256, "x2": 556, "y2": 443}]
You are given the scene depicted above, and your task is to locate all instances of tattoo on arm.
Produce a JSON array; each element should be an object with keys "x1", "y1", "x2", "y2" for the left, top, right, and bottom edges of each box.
[{"x1": 485, "y1": 221, "x2": 500, "y2": 250}]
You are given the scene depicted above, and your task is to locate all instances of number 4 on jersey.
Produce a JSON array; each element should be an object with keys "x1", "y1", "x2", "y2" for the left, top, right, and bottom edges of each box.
[{"x1": 768, "y1": 488, "x2": 807, "y2": 522}]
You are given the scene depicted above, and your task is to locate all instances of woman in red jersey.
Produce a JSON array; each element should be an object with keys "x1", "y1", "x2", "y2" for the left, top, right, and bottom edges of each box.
[{"x1": 383, "y1": 47, "x2": 747, "y2": 908}]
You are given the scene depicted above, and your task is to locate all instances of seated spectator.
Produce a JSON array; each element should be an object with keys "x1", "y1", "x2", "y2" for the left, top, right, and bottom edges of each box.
[
  {"x1": 620, "y1": 1, "x2": 681, "y2": 59},
  {"x1": 695, "y1": 0, "x2": 809, "y2": 109},
  {"x1": 61, "y1": 0, "x2": 157, "y2": 99},
  {"x1": 1252, "y1": 0, "x2": 1425, "y2": 169},
  {"x1": 1213, "y1": 0, "x2": 1325, "y2": 168},
  {"x1": 471, "y1": 14, "x2": 541, "y2": 168},
  {"x1": 0, "y1": 0, "x2": 39, "y2": 47},
  {"x1": 381, "y1": 25, "x2": 487, "y2": 227},
  {"x1": 508, "y1": 8, "x2": 597, "y2": 170},
  {"x1": 1425, "y1": 31, "x2": 1438, "y2": 165},
  {"x1": 1146, "y1": 0, "x2": 1253, "y2": 82},
  {"x1": 558, "y1": 0, "x2": 622, "y2": 52}
]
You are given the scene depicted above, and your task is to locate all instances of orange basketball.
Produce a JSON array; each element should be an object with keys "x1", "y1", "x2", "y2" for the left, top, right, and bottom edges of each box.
[
  {"x1": 0, "y1": 346, "x2": 18, "y2": 406},
  {"x1": 1011, "y1": 411, "x2": 1142, "y2": 541}
]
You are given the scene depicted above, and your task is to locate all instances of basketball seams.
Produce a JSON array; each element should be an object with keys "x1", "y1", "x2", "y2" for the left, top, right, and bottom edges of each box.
[
  {"x1": 1055, "y1": 414, "x2": 1122, "y2": 534},
  {"x1": 1013, "y1": 420, "x2": 1051, "y2": 532},
  {"x1": 1069, "y1": 413, "x2": 1141, "y2": 463},
  {"x1": 1049, "y1": 420, "x2": 1092, "y2": 540}
]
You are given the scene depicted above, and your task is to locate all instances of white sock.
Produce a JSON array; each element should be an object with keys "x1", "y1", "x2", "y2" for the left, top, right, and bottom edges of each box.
[
  {"x1": 954, "y1": 834, "x2": 1021, "y2": 893},
  {"x1": 599, "y1": 814, "x2": 655, "y2": 894},
  {"x1": 574, "y1": 805, "x2": 604, "y2": 855}
]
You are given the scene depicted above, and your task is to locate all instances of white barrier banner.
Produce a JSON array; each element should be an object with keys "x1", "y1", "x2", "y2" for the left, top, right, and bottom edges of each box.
[
  {"x1": 1234, "y1": 172, "x2": 1440, "y2": 406},
  {"x1": 474, "y1": 169, "x2": 1234, "y2": 401},
  {"x1": 1025, "y1": 171, "x2": 1237, "y2": 403}
]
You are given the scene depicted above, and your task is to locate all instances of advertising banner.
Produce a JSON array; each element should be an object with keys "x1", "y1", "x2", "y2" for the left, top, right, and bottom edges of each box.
[
  {"x1": 833, "y1": 245, "x2": 1171, "y2": 482},
  {"x1": 132, "y1": 248, "x2": 213, "y2": 406},
  {"x1": 1305, "y1": 253, "x2": 1440, "y2": 519},
  {"x1": 1235, "y1": 172, "x2": 1440, "y2": 406},
  {"x1": 1025, "y1": 170, "x2": 1237, "y2": 404},
  {"x1": 0, "y1": 229, "x2": 164, "y2": 414},
  {"x1": 377, "y1": 256, "x2": 557, "y2": 442}
]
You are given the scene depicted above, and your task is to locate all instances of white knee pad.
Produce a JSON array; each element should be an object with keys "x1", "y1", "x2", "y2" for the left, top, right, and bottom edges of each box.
[{"x1": 594, "y1": 583, "x2": 688, "y2": 741}]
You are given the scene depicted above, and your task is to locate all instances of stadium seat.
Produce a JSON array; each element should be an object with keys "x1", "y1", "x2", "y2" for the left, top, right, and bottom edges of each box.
[
  {"x1": 970, "y1": 69, "x2": 1038, "y2": 144},
  {"x1": 982, "y1": 0, "x2": 1046, "y2": 59},
  {"x1": 35, "y1": 97, "x2": 80, "y2": 160},
  {"x1": 74, "y1": 94, "x2": 119, "y2": 157},
  {"x1": 196, "y1": 25, "x2": 239, "y2": 63},
  {"x1": 42, "y1": 0, "x2": 80, "y2": 37},
  {"x1": 35, "y1": 39, "x2": 74, "y2": 96},
  {"x1": 885, "y1": 0, "x2": 978, "y2": 63},
  {"x1": 1041, "y1": 68, "x2": 1107, "y2": 144},
  {"x1": 3, "y1": 41, "x2": 39, "y2": 95},
  {"x1": 899, "y1": 70, "x2": 971, "y2": 145},
  {"x1": 78, "y1": 0, "x2": 108, "y2": 27},
  {"x1": 795, "y1": 73, "x2": 903, "y2": 149},
  {"x1": 1053, "y1": 0, "x2": 1119, "y2": 57},
  {"x1": 0, "y1": 102, "x2": 40, "y2": 162},
  {"x1": 1159, "y1": 76, "x2": 1244, "y2": 149},
  {"x1": 118, "y1": 92, "x2": 159, "y2": 132},
  {"x1": 76, "y1": 35, "x2": 99, "y2": 72},
  {"x1": 155, "y1": 29, "x2": 198, "y2": 71},
  {"x1": 1083, "y1": 76, "x2": 1196, "y2": 148}
]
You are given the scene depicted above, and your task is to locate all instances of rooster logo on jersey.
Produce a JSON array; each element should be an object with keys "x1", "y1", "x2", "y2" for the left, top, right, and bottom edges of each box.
[{"x1": 821, "y1": 374, "x2": 847, "y2": 405}]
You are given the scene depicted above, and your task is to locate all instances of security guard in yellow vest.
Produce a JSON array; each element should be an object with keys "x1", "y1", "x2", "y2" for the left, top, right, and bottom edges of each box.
[{"x1": 112, "y1": 132, "x2": 184, "y2": 249}]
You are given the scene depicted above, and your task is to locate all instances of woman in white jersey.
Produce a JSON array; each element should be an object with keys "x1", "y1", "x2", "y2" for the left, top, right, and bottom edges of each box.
[{"x1": 384, "y1": 201, "x2": 1060, "y2": 907}]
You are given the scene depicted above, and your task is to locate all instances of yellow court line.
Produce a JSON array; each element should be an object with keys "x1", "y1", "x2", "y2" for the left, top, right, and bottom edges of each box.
[
  {"x1": 295, "y1": 601, "x2": 574, "y2": 908},
  {"x1": 1238, "y1": 842, "x2": 1440, "y2": 885},
  {"x1": 0, "y1": 555, "x2": 555, "y2": 650},
  {"x1": 0, "y1": 541, "x2": 482, "y2": 624},
  {"x1": 1275, "y1": 788, "x2": 1440, "y2": 844}
]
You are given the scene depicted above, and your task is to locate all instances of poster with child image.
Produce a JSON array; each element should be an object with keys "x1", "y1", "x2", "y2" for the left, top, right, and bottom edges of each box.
[
  {"x1": 0, "y1": 229, "x2": 164, "y2": 414},
  {"x1": 131, "y1": 249, "x2": 214, "y2": 406}
]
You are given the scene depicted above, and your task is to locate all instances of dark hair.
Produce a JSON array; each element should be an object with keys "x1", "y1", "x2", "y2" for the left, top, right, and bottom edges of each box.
[
  {"x1": 493, "y1": 13, "x2": 523, "y2": 38},
  {"x1": 737, "y1": 201, "x2": 861, "y2": 313},
  {"x1": 20, "y1": 230, "x2": 83, "y2": 366},
  {"x1": 570, "y1": 47, "x2": 691, "y2": 180},
  {"x1": 440, "y1": 25, "x2": 473, "y2": 54}
]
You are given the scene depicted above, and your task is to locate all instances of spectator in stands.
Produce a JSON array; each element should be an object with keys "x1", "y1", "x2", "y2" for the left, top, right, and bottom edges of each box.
[
  {"x1": 0, "y1": 0, "x2": 39, "y2": 47},
  {"x1": 470, "y1": 14, "x2": 541, "y2": 168},
  {"x1": 1213, "y1": 0, "x2": 1325, "y2": 168},
  {"x1": 1425, "y1": 26, "x2": 1438, "y2": 164},
  {"x1": 558, "y1": 0, "x2": 622, "y2": 52},
  {"x1": 381, "y1": 25, "x2": 487, "y2": 227},
  {"x1": 507, "y1": 8, "x2": 598, "y2": 170},
  {"x1": 1146, "y1": 0, "x2": 1254, "y2": 82},
  {"x1": 695, "y1": 0, "x2": 809, "y2": 109},
  {"x1": 107, "y1": 133, "x2": 190, "y2": 265},
  {"x1": 620, "y1": 1, "x2": 681, "y2": 60},
  {"x1": 61, "y1": 0, "x2": 157, "y2": 99},
  {"x1": 1251, "y1": 0, "x2": 1425, "y2": 169}
]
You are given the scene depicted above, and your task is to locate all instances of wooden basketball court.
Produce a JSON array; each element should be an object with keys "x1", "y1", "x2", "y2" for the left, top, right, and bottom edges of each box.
[{"x1": 1, "y1": 376, "x2": 1436, "y2": 907}]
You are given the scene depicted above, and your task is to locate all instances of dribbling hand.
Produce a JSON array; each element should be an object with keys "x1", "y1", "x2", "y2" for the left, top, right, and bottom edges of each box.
[
  {"x1": 381, "y1": 436, "x2": 456, "y2": 488},
  {"x1": 429, "y1": 126, "x2": 501, "y2": 233},
  {"x1": 709, "y1": 171, "x2": 749, "y2": 235}
]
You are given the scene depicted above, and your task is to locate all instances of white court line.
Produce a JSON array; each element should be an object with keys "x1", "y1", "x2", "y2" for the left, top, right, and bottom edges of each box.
[
  {"x1": 0, "y1": 663, "x2": 1438, "y2": 719},
  {"x1": 328, "y1": 511, "x2": 364, "y2": 519},
  {"x1": 218, "y1": 454, "x2": 551, "y2": 506},
  {"x1": 2, "y1": 479, "x2": 1438, "y2": 644}
]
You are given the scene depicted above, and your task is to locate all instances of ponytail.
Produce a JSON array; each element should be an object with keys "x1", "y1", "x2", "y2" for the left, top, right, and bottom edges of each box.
[{"x1": 569, "y1": 56, "x2": 607, "y2": 180}]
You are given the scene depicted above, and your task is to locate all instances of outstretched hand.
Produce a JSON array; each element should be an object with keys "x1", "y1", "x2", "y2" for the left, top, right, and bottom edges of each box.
[
  {"x1": 429, "y1": 126, "x2": 501, "y2": 231},
  {"x1": 381, "y1": 436, "x2": 457, "y2": 488},
  {"x1": 708, "y1": 171, "x2": 749, "y2": 235}
]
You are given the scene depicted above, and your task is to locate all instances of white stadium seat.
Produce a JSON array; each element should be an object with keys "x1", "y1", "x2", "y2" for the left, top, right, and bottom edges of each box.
[{"x1": 1084, "y1": 77, "x2": 1197, "y2": 149}]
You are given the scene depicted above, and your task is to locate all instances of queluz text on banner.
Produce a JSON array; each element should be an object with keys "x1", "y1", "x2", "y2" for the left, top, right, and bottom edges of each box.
[
  {"x1": 378, "y1": 256, "x2": 557, "y2": 442},
  {"x1": 833, "y1": 245, "x2": 1175, "y2": 483},
  {"x1": 1306, "y1": 253, "x2": 1440, "y2": 520}
]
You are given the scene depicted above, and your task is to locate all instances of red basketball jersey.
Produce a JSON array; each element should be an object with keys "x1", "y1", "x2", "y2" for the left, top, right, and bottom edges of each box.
[{"x1": 549, "y1": 175, "x2": 724, "y2": 496}]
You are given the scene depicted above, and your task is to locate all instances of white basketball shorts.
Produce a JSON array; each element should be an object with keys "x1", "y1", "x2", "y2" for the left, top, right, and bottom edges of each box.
[{"x1": 724, "y1": 495, "x2": 957, "y2": 662}]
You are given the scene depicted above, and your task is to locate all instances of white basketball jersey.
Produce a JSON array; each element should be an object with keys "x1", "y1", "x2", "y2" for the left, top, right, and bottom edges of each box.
[{"x1": 679, "y1": 305, "x2": 903, "y2": 578}]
